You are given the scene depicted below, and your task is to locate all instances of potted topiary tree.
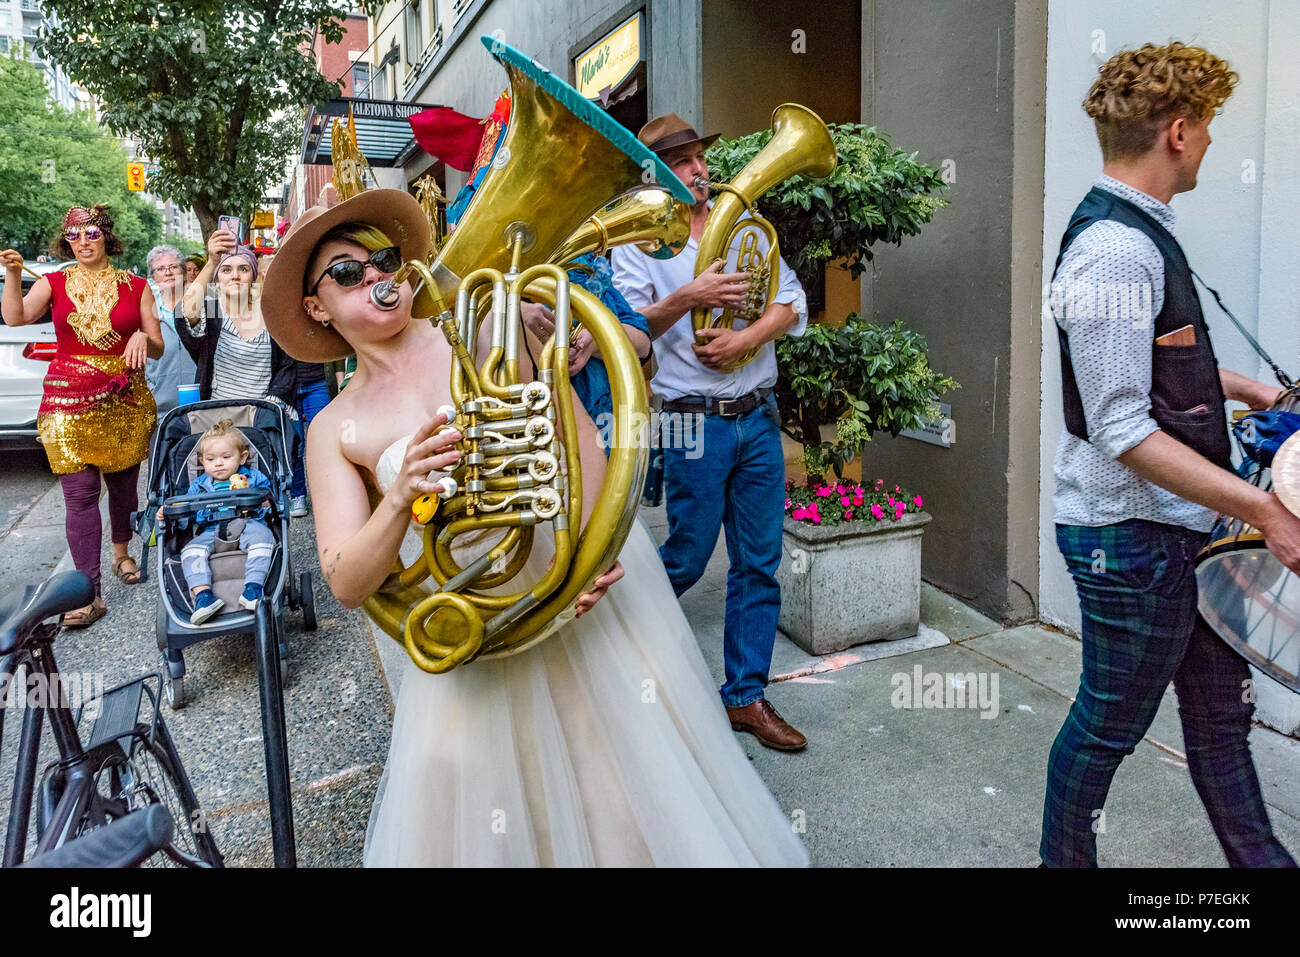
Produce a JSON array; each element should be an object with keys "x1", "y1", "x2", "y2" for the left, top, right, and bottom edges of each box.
[{"x1": 706, "y1": 123, "x2": 956, "y2": 655}]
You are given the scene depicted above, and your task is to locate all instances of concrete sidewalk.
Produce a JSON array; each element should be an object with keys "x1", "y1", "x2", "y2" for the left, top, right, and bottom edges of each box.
[
  {"x1": 636, "y1": 502, "x2": 1300, "y2": 867},
  {"x1": 11, "y1": 469, "x2": 1296, "y2": 867}
]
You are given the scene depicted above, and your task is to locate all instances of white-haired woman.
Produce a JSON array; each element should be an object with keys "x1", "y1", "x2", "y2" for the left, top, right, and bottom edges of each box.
[
  {"x1": 261, "y1": 192, "x2": 808, "y2": 868},
  {"x1": 144, "y1": 244, "x2": 198, "y2": 415}
]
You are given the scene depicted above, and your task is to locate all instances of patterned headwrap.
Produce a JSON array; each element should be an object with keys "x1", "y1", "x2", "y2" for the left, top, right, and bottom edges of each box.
[
  {"x1": 216, "y1": 245, "x2": 259, "y2": 281},
  {"x1": 62, "y1": 204, "x2": 115, "y2": 231}
]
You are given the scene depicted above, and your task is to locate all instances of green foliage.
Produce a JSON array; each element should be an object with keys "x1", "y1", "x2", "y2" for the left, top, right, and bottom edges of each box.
[
  {"x1": 36, "y1": 1, "x2": 384, "y2": 236},
  {"x1": 776, "y1": 314, "x2": 958, "y2": 481},
  {"x1": 706, "y1": 123, "x2": 949, "y2": 282},
  {"x1": 0, "y1": 50, "x2": 161, "y2": 272}
]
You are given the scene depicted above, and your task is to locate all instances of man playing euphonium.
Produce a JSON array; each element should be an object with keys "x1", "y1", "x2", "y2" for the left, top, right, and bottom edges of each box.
[{"x1": 612, "y1": 113, "x2": 809, "y2": 751}]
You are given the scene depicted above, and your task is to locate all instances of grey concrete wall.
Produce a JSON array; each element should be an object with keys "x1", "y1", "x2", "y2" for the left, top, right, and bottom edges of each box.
[
  {"x1": 857, "y1": 0, "x2": 1045, "y2": 621},
  {"x1": 647, "y1": 0, "x2": 702, "y2": 124}
]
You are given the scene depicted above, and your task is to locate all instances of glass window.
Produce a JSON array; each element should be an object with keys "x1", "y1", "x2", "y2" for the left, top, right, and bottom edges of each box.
[
  {"x1": 369, "y1": 64, "x2": 387, "y2": 100},
  {"x1": 352, "y1": 60, "x2": 371, "y2": 97},
  {"x1": 404, "y1": 0, "x2": 422, "y2": 66}
]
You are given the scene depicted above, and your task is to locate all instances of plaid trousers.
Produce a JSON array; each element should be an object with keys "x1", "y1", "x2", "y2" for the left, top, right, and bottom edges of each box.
[{"x1": 1043, "y1": 519, "x2": 1296, "y2": 868}]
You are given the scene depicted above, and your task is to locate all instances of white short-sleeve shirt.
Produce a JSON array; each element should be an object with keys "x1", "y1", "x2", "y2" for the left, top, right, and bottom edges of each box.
[{"x1": 610, "y1": 207, "x2": 808, "y2": 400}]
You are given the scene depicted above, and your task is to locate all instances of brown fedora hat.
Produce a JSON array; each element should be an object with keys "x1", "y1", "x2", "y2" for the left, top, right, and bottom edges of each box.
[
  {"x1": 261, "y1": 189, "x2": 432, "y2": 363},
  {"x1": 637, "y1": 113, "x2": 720, "y2": 155}
]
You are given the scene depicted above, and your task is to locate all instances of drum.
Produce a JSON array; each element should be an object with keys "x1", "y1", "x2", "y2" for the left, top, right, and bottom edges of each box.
[
  {"x1": 1194, "y1": 397, "x2": 1300, "y2": 694},
  {"x1": 1195, "y1": 513, "x2": 1299, "y2": 692}
]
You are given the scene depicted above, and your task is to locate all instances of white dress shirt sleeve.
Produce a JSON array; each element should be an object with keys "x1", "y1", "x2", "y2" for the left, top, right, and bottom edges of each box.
[
  {"x1": 771, "y1": 251, "x2": 807, "y2": 337},
  {"x1": 610, "y1": 245, "x2": 659, "y2": 314}
]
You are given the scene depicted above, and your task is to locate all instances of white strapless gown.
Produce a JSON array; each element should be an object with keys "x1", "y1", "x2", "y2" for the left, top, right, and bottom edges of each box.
[{"x1": 366, "y1": 438, "x2": 809, "y2": 867}]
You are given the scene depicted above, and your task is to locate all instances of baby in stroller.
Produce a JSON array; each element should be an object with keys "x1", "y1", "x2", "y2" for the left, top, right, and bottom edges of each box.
[{"x1": 158, "y1": 418, "x2": 275, "y2": 623}]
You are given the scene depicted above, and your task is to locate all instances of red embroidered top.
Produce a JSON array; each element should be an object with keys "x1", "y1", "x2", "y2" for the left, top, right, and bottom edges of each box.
[{"x1": 46, "y1": 267, "x2": 147, "y2": 356}]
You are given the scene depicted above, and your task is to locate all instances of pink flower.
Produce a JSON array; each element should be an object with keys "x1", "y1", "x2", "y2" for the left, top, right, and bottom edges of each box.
[
  {"x1": 792, "y1": 508, "x2": 806, "y2": 521},
  {"x1": 785, "y1": 498, "x2": 792, "y2": 509},
  {"x1": 913, "y1": 495, "x2": 923, "y2": 508},
  {"x1": 837, "y1": 485, "x2": 846, "y2": 494},
  {"x1": 816, "y1": 487, "x2": 832, "y2": 498},
  {"x1": 895, "y1": 501, "x2": 906, "y2": 520},
  {"x1": 840, "y1": 495, "x2": 850, "y2": 506},
  {"x1": 875, "y1": 478, "x2": 884, "y2": 486},
  {"x1": 870, "y1": 504, "x2": 884, "y2": 520},
  {"x1": 853, "y1": 489, "x2": 864, "y2": 505},
  {"x1": 844, "y1": 508, "x2": 853, "y2": 520}
]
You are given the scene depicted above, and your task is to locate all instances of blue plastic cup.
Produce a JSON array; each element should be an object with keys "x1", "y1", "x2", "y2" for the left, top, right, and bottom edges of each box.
[{"x1": 178, "y1": 383, "x2": 200, "y2": 406}]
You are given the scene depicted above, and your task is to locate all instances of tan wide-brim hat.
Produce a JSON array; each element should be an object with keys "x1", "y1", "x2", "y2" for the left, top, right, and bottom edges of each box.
[
  {"x1": 261, "y1": 189, "x2": 432, "y2": 363},
  {"x1": 637, "y1": 113, "x2": 720, "y2": 155}
]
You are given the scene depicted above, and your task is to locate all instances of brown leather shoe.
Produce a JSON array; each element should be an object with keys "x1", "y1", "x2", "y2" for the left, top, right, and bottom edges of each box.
[{"x1": 726, "y1": 698, "x2": 807, "y2": 751}]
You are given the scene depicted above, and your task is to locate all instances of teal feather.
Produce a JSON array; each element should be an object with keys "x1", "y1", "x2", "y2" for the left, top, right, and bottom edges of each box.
[{"x1": 480, "y1": 36, "x2": 696, "y2": 207}]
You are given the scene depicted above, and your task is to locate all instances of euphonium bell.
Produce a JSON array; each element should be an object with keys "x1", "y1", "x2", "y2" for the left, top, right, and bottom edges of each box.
[
  {"x1": 550, "y1": 188, "x2": 692, "y2": 265},
  {"x1": 691, "y1": 103, "x2": 837, "y2": 372},
  {"x1": 362, "y1": 37, "x2": 695, "y2": 673}
]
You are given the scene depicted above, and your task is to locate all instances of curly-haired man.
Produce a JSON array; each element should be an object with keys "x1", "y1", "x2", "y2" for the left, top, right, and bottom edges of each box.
[{"x1": 1044, "y1": 42, "x2": 1298, "y2": 867}]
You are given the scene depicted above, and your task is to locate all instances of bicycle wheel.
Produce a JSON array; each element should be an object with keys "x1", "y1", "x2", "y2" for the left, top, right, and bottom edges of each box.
[{"x1": 105, "y1": 724, "x2": 222, "y2": 867}]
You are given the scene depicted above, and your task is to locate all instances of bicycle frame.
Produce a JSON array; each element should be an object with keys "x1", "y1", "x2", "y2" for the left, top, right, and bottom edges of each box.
[
  {"x1": 2, "y1": 628, "x2": 160, "y2": 865},
  {"x1": 1, "y1": 624, "x2": 107, "y2": 865}
]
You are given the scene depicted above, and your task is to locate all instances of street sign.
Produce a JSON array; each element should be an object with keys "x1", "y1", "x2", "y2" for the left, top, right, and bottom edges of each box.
[
  {"x1": 127, "y1": 161, "x2": 146, "y2": 191},
  {"x1": 575, "y1": 12, "x2": 642, "y2": 102},
  {"x1": 900, "y1": 402, "x2": 955, "y2": 448}
]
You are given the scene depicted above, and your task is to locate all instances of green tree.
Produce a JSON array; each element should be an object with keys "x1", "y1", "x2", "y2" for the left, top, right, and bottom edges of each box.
[
  {"x1": 38, "y1": 1, "x2": 381, "y2": 238},
  {"x1": 0, "y1": 49, "x2": 161, "y2": 272}
]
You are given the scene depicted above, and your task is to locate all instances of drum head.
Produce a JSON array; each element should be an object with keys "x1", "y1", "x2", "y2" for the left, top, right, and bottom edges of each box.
[
  {"x1": 1271, "y1": 430, "x2": 1300, "y2": 518},
  {"x1": 1196, "y1": 526, "x2": 1300, "y2": 693}
]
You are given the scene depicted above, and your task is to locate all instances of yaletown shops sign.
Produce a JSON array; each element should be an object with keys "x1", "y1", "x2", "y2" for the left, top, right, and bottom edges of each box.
[{"x1": 575, "y1": 12, "x2": 642, "y2": 102}]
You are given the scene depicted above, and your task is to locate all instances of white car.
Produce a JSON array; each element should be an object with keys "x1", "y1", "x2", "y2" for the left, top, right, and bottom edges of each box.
[{"x1": 0, "y1": 260, "x2": 65, "y2": 449}]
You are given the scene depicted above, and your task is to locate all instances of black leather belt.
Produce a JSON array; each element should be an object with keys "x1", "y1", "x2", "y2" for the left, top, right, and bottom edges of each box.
[{"x1": 661, "y1": 388, "x2": 772, "y2": 418}]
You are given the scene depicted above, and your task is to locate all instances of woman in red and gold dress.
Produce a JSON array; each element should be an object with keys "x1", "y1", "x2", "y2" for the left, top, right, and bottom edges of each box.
[{"x1": 1, "y1": 205, "x2": 163, "y2": 625}]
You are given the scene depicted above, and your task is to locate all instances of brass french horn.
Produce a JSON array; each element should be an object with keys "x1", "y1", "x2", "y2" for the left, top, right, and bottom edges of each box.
[
  {"x1": 361, "y1": 37, "x2": 694, "y2": 673},
  {"x1": 691, "y1": 103, "x2": 837, "y2": 372}
]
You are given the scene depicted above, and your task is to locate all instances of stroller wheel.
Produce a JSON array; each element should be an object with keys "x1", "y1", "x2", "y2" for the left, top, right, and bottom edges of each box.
[
  {"x1": 155, "y1": 600, "x2": 169, "y2": 653},
  {"x1": 300, "y1": 571, "x2": 317, "y2": 631},
  {"x1": 165, "y1": 671, "x2": 186, "y2": 710}
]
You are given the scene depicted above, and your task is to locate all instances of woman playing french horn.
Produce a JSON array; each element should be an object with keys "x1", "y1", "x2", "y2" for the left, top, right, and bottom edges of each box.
[{"x1": 261, "y1": 186, "x2": 808, "y2": 867}]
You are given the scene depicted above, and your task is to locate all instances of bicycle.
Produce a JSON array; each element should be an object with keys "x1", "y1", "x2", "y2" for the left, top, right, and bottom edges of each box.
[{"x1": 0, "y1": 570, "x2": 223, "y2": 868}]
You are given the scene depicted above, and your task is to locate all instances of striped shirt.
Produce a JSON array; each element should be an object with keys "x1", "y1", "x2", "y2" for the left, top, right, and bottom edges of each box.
[{"x1": 210, "y1": 315, "x2": 273, "y2": 403}]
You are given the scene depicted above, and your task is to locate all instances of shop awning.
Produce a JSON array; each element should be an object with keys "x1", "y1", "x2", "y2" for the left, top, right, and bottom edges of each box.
[{"x1": 299, "y1": 97, "x2": 444, "y2": 168}]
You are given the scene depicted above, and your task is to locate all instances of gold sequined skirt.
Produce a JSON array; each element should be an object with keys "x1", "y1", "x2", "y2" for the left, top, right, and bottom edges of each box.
[{"x1": 37, "y1": 355, "x2": 156, "y2": 475}]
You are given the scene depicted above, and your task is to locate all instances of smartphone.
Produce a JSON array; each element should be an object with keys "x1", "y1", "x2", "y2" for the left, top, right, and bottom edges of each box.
[{"x1": 217, "y1": 215, "x2": 244, "y2": 243}]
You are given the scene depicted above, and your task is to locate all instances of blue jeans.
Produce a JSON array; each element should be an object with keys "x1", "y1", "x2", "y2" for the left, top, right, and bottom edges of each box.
[
  {"x1": 290, "y1": 379, "x2": 331, "y2": 497},
  {"x1": 180, "y1": 520, "x2": 276, "y2": 589},
  {"x1": 1044, "y1": 520, "x2": 1295, "y2": 868},
  {"x1": 660, "y1": 393, "x2": 784, "y2": 708}
]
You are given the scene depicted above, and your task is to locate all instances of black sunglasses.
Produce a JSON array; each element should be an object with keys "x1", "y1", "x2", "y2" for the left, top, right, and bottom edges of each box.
[{"x1": 307, "y1": 246, "x2": 403, "y2": 296}]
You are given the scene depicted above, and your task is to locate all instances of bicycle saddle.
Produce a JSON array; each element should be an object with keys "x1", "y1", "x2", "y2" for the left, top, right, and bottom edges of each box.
[{"x1": 0, "y1": 571, "x2": 95, "y2": 656}]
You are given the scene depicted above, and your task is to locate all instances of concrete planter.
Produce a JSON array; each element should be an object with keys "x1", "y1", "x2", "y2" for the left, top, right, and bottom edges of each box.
[{"x1": 777, "y1": 510, "x2": 932, "y2": 656}]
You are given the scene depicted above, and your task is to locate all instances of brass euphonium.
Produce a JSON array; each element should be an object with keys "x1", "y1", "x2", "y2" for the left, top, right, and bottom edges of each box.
[
  {"x1": 361, "y1": 37, "x2": 694, "y2": 673},
  {"x1": 691, "y1": 103, "x2": 838, "y2": 372},
  {"x1": 550, "y1": 187, "x2": 692, "y2": 265}
]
